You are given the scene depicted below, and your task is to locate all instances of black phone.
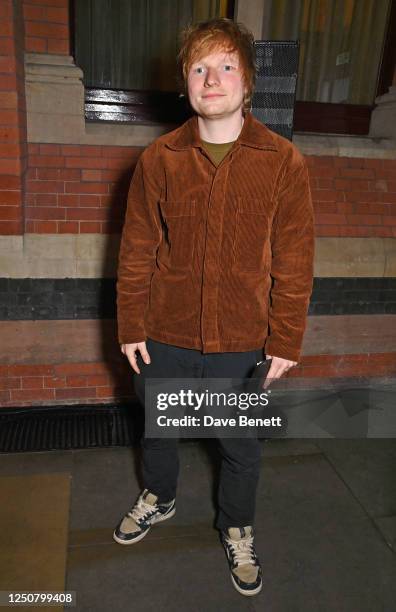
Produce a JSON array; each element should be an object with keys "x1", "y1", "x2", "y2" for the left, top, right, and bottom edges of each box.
[{"x1": 251, "y1": 358, "x2": 272, "y2": 383}]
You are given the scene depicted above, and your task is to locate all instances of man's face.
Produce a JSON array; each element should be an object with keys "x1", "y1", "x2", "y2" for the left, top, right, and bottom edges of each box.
[{"x1": 187, "y1": 49, "x2": 247, "y2": 121}]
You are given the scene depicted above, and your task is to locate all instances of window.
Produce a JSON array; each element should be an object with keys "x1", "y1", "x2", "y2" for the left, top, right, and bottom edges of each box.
[
  {"x1": 262, "y1": 0, "x2": 395, "y2": 134},
  {"x1": 73, "y1": 0, "x2": 234, "y2": 123}
]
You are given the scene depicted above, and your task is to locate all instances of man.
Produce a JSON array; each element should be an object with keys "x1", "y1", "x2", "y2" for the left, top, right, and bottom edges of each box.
[{"x1": 114, "y1": 18, "x2": 314, "y2": 597}]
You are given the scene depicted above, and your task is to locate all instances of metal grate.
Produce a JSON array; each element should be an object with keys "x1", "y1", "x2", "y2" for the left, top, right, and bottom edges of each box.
[
  {"x1": 252, "y1": 40, "x2": 300, "y2": 141},
  {"x1": 0, "y1": 404, "x2": 143, "y2": 453}
]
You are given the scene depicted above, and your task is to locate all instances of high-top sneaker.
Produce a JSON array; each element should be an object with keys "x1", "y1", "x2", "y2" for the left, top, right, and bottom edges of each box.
[
  {"x1": 113, "y1": 489, "x2": 176, "y2": 545},
  {"x1": 221, "y1": 526, "x2": 262, "y2": 596}
]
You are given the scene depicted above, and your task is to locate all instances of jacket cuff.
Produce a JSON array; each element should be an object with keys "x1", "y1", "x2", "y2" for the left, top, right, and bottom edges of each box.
[{"x1": 264, "y1": 338, "x2": 301, "y2": 363}]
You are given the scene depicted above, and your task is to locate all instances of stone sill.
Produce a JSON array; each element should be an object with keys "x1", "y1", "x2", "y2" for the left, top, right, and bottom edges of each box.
[{"x1": 84, "y1": 121, "x2": 396, "y2": 158}]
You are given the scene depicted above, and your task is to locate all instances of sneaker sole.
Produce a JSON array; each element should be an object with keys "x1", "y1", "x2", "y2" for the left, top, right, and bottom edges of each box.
[
  {"x1": 230, "y1": 573, "x2": 262, "y2": 597},
  {"x1": 112, "y1": 507, "x2": 176, "y2": 545}
]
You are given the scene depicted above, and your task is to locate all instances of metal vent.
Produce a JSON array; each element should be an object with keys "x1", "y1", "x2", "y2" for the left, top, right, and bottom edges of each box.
[
  {"x1": 0, "y1": 405, "x2": 143, "y2": 453},
  {"x1": 252, "y1": 41, "x2": 300, "y2": 141}
]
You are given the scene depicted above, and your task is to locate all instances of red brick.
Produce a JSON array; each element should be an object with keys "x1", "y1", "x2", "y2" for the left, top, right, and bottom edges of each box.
[
  {"x1": 58, "y1": 221, "x2": 79, "y2": 233},
  {"x1": 25, "y1": 36, "x2": 48, "y2": 53},
  {"x1": 60, "y1": 145, "x2": 83, "y2": 156},
  {"x1": 78, "y1": 145, "x2": 103, "y2": 157},
  {"x1": 0, "y1": 220, "x2": 22, "y2": 233},
  {"x1": 0, "y1": 75, "x2": 18, "y2": 91},
  {"x1": 82, "y1": 169, "x2": 102, "y2": 181},
  {"x1": 0, "y1": 20, "x2": 13, "y2": 37},
  {"x1": 107, "y1": 158, "x2": 134, "y2": 171},
  {"x1": 58, "y1": 194, "x2": 79, "y2": 207},
  {"x1": 336, "y1": 202, "x2": 355, "y2": 214},
  {"x1": 65, "y1": 182, "x2": 107, "y2": 194},
  {"x1": 0, "y1": 175, "x2": 20, "y2": 189},
  {"x1": 32, "y1": 220, "x2": 57, "y2": 232},
  {"x1": 381, "y1": 193, "x2": 396, "y2": 204},
  {"x1": 66, "y1": 375, "x2": 87, "y2": 387},
  {"x1": 0, "y1": 190, "x2": 21, "y2": 205},
  {"x1": 0, "y1": 377, "x2": 21, "y2": 390},
  {"x1": 0, "y1": 143, "x2": 21, "y2": 158},
  {"x1": 66, "y1": 208, "x2": 106, "y2": 221},
  {"x1": 0, "y1": 38, "x2": 13, "y2": 55},
  {"x1": 339, "y1": 168, "x2": 375, "y2": 179},
  {"x1": 43, "y1": 376, "x2": 66, "y2": 388},
  {"x1": 39, "y1": 143, "x2": 61, "y2": 155},
  {"x1": 55, "y1": 387, "x2": 95, "y2": 400},
  {"x1": 96, "y1": 386, "x2": 117, "y2": 398},
  {"x1": 354, "y1": 203, "x2": 390, "y2": 215},
  {"x1": 0, "y1": 157, "x2": 21, "y2": 176},
  {"x1": 0, "y1": 127, "x2": 19, "y2": 143},
  {"x1": 54, "y1": 362, "x2": 109, "y2": 376},
  {"x1": 58, "y1": 168, "x2": 80, "y2": 180},
  {"x1": 28, "y1": 144, "x2": 40, "y2": 154},
  {"x1": 65, "y1": 157, "x2": 107, "y2": 170},
  {"x1": 383, "y1": 216, "x2": 396, "y2": 226},
  {"x1": 0, "y1": 3, "x2": 12, "y2": 18},
  {"x1": 0, "y1": 390, "x2": 11, "y2": 403},
  {"x1": 0, "y1": 56, "x2": 16, "y2": 73},
  {"x1": 23, "y1": 4, "x2": 46, "y2": 21},
  {"x1": 34, "y1": 193, "x2": 57, "y2": 205},
  {"x1": 25, "y1": 21, "x2": 68, "y2": 38},
  {"x1": 47, "y1": 38, "x2": 69, "y2": 54},
  {"x1": 311, "y1": 189, "x2": 339, "y2": 202},
  {"x1": 343, "y1": 190, "x2": 381, "y2": 203},
  {"x1": 315, "y1": 213, "x2": 347, "y2": 225},
  {"x1": 36, "y1": 168, "x2": 61, "y2": 180},
  {"x1": 314, "y1": 178, "x2": 334, "y2": 189},
  {"x1": 24, "y1": 0, "x2": 68, "y2": 6},
  {"x1": 345, "y1": 214, "x2": 382, "y2": 225},
  {"x1": 27, "y1": 179, "x2": 64, "y2": 193},
  {"x1": 26, "y1": 206, "x2": 66, "y2": 220},
  {"x1": 313, "y1": 202, "x2": 338, "y2": 214},
  {"x1": 334, "y1": 179, "x2": 369, "y2": 191},
  {"x1": 0, "y1": 205, "x2": 21, "y2": 221},
  {"x1": 0, "y1": 91, "x2": 18, "y2": 109},
  {"x1": 0, "y1": 110, "x2": 19, "y2": 125},
  {"x1": 29, "y1": 155, "x2": 64, "y2": 168},
  {"x1": 80, "y1": 195, "x2": 101, "y2": 207},
  {"x1": 387, "y1": 181, "x2": 396, "y2": 192},
  {"x1": 11, "y1": 388, "x2": 55, "y2": 402},
  {"x1": 21, "y1": 376, "x2": 44, "y2": 389},
  {"x1": 8, "y1": 364, "x2": 53, "y2": 377},
  {"x1": 102, "y1": 169, "x2": 127, "y2": 182},
  {"x1": 80, "y1": 221, "x2": 101, "y2": 233},
  {"x1": 45, "y1": 6, "x2": 69, "y2": 22},
  {"x1": 86, "y1": 375, "x2": 110, "y2": 387}
]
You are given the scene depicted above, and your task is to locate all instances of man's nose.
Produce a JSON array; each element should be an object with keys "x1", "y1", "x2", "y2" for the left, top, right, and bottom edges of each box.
[{"x1": 204, "y1": 67, "x2": 220, "y2": 86}]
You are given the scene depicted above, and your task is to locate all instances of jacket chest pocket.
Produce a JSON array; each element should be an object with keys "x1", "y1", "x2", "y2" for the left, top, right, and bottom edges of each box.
[
  {"x1": 159, "y1": 200, "x2": 196, "y2": 269},
  {"x1": 233, "y1": 199, "x2": 269, "y2": 272}
]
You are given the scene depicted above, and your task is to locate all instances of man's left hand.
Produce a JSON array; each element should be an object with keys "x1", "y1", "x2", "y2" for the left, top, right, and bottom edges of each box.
[{"x1": 263, "y1": 354, "x2": 296, "y2": 389}]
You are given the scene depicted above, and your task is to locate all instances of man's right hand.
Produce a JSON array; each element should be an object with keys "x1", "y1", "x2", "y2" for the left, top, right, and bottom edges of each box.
[{"x1": 121, "y1": 342, "x2": 151, "y2": 374}]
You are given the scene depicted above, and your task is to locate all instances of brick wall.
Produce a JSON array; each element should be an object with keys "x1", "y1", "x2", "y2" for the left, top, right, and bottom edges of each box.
[
  {"x1": 0, "y1": 0, "x2": 28, "y2": 235},
  {"x1": 23, "y1": 0, "x2": 69, "y2": 55},
  {"x1": 24, "y1": 146, "x2": 396, "y2": 236},
  {"x1": 26, "y1": 144, "x2": 140, "y2": 233}
]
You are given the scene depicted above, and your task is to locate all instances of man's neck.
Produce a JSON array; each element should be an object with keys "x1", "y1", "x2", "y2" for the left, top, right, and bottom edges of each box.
[{"x1": 197, "y1": 113, "x2": 244, "y2": 144}]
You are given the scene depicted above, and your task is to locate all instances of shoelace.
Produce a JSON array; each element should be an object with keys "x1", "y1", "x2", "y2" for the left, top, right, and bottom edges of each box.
[
  {"x1": 227, "y1": 535, "x2": 256, "y2": 566},
  {"x1": 127, "y1": 497, "x2": 157, "y2": 523}
]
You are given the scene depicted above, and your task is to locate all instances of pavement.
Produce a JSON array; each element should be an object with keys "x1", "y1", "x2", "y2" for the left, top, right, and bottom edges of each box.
[{"x1": 0, "y1": 437, "x2": 395, "y2": 612}]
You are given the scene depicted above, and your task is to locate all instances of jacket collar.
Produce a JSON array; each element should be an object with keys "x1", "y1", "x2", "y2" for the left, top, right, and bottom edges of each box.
[{"x1": 165, "y1": 111, "x2": 278, "y2": 151}]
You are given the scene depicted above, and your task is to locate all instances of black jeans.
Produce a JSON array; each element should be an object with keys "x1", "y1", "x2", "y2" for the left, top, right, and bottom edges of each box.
[{"x1": 134, "y1": 338, "x2": 264, "y2": 530}]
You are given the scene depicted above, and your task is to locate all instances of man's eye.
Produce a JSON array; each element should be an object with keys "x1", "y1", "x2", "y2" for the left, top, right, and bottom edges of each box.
[
  {"x1": 223, "y1": 65, "x2": 234, "y2": 71},
  {"x1": 195, "y1": 67, "x2": 205, "y2": 74}
]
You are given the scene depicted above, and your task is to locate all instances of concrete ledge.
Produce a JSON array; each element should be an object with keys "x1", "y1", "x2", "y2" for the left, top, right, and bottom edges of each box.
[
  {"x1": 0, "y1": 315, "x2": 395, "y2": 365},
  {"x1": 0, "y1": 234, "x2": 395, "y2": 278}
]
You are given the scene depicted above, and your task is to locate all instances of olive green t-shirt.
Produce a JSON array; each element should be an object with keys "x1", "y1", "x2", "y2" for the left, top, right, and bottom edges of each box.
[{"x1": 201, "y1": 140, "x2": 235, "y2": 166}]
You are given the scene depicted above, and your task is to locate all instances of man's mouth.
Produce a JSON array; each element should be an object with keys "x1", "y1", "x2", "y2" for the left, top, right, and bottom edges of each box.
[{"x1": 202, "y1": 94, "x2": 225, "y2": 98}]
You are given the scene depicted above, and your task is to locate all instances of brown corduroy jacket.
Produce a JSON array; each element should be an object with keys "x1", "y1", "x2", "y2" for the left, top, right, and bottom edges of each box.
[{"x1": 117, "y1": 111, "x2": 314, "y2": 362}]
